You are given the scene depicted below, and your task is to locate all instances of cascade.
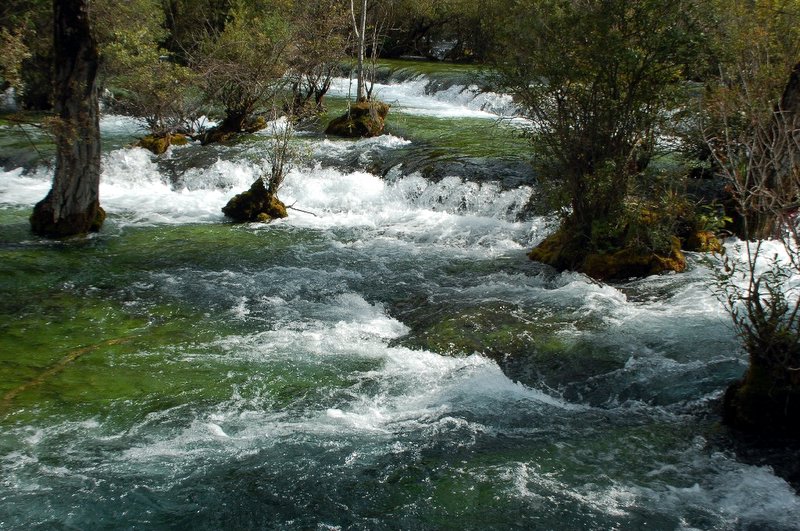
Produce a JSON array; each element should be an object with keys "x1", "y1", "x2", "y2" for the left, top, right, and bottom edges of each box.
[{"x1": 0, "y1": 62, "x2": 798, "y2": 530}]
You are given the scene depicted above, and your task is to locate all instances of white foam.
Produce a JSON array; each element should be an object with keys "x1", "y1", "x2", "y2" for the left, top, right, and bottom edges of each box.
[
  {"x1": 99, "y1": 114, "x2": 147, "y2": 136},
  {"x1": 327, "y1": 76, "x2": 519, "y2": 120},
  {"x1": 99, "y1": 148, "x2": 231, "y2": 225},
  {"x1": 643, "y1": 455, "x2": 800, "y2": 529},
  {"x1": 311, "y1": 133, "x2": 411, "y2": 164},
  {"x1": 274, "y1": 165, "x2": 535, "y2": 252},
  {"x1": 0, "y1": 166, "x2": 53, "y2": 206}
]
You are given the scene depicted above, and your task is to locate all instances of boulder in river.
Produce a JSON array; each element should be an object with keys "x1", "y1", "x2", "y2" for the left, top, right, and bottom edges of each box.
[
  {"x1": 723, "y1": 352, "x2": 800, "y2": 438},
  {"x1": 136, "y1": 133, "x2": 189, "y2": 155},
  {"x1": 529, "y1": 228, "x2": 686, "y2": 281},
  {"x1": 222, "y1": 178, "x2": 288, "y2": 222},
  {"x1": 325, "y1": 101, "x2": 390, "y2": 138}
]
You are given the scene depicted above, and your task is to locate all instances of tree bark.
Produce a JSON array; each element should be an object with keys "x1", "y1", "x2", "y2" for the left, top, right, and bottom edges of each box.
[
  {"x1": 351, "y1": 0, "x2": 368, "y2": 102},
  {"x1": 30, "y1": 0, "x2": 104, "y2": 237}
]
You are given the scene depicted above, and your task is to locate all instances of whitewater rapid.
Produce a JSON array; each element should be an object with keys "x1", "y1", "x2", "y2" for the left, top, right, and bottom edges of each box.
[{"x1": 2, "y1": 69, "x2": 800, "y2": 530}]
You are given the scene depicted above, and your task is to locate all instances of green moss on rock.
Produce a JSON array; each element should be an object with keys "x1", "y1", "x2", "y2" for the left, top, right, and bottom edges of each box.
[
  {"x1": 723, "y1": 360, "x2": 800, "y2": 438},
  {"x1": 683, "y1": 230, "x2": 723, "y2": 253},
  {"x1": 136, "y1": 133, "x2": 188, "y2": 155},
  {"x1": 30, "y1": 199, "x2": 105, "y2": 237},
  {"x1": 325, "y1": 101, "x2": 390, "y2": 138},
  {"x1": 529, "y1": 229, "x2": 686, "y2": 281},
  {"x1": 222, "y1": 178, "x2": 288, "y2": 222}
]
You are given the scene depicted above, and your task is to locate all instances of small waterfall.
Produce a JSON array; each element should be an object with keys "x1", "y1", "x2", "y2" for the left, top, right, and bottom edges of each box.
[
  {"x1": 327, "y1": 73, "x2": 520, "y2": 120},
  {"x1": 1, "y1": 87, "x2": 17, "y2": 111}
]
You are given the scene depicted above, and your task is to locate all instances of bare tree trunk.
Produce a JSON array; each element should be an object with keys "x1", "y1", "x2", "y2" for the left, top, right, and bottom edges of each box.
[
  {"x1": 351, "y1": 0, "x2": 368, "y2": 102},
  {"x1": 30, "y1": 0, "x2": 104, "y2": 237}
]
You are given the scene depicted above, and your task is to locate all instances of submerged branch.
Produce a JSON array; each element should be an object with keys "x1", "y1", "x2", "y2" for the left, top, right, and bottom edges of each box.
[{"x1": 0, "y1": 338, "x2": 132, "y2": 417}]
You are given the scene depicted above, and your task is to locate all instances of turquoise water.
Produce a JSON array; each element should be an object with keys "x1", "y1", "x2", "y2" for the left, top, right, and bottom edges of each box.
[{"x1": 1, "y1": 64, "x2": 799, "y2": 529}]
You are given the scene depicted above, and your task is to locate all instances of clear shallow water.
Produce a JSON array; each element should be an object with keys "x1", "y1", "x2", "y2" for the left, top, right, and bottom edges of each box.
[{"x1": 1, "y1": 66, "x2": 799, "y2": 530}]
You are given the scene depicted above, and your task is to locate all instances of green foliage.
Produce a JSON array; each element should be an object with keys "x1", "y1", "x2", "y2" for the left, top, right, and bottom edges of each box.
[
  {"x1": 1, "y1": 0, "x2": 52, "y2": 108},
  {"x1": 384, "y1": 0, "x2": 489, "y2": 61},
  {"x1": 694, "y1": 202, "x2": 732, "y2": 234},
  {"x1": 0, "y1": 26, "x2": 31, "y2": 93},
  {"x1": 192, "y1": 0, "x2": 294, "y2": 129},
  {"x1": 700, "y1": 0, "x2": 800, "y2": 240},
  {"x1": 286, "y1": 0, "x2": 349, "y2": 113},
  {"x1": 94, "y1": 0, "x2": 199, "y2": 136},
  {"x1": 493, "y1": 0, "x2": 708, "y2": 258},
  {"x1": 161, "y1": 0, "x2": 235, "y2": 60}
]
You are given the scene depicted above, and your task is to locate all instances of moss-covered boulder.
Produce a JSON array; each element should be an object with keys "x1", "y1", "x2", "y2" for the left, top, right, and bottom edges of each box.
[
  {"x1": 30, "y1": 200, "x2": 105, "y2": 238},
  {"x1": 222, "y1": 178, "x2": 288, "y2": 222},
  {"x1": 199, "y1": 128, "x2": 235, "y2": 146},
  {"x1": 683, "y1": 230, "x2": 723, "y2": 253},
  {"x1": 723, "y1": 360, "x2": 800, "y2": 438},
  {"x1": 529, "y1": 229, "x2": 686, "y2": 281},
  {"x1": 243, "y1": 115, "x2": 267, "y2": 133},
  {"x1": 325, "y1": 101, "x2": 390, "y2": 138},
  {"x1": 199, "y1": 115, "x2": 267, "y2": 146},
  {"x1": 136, "y1": 133, "x2": 189, "y2": 155}
]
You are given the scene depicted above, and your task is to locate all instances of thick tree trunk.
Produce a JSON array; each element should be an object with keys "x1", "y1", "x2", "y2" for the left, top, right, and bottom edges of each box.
[{"x1": 31, "y1": 0, "x2": 104, "y2": 237}]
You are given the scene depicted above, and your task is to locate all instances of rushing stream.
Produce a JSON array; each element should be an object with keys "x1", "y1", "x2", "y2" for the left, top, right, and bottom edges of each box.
[{"x1": 2, "y1": 63, "x2": 800, "y2": 529}]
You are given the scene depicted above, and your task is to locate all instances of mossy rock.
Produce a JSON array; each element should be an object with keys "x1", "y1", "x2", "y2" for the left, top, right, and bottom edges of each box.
[
  {"x1": 221, "y1": 178, "x2": 288, "y2": 223},
  {"x1": 199, "y1": 128, "x2": 236, "y2": 146},
  {"x1": 136, "y1": 133, "x2": 188, "y2": 155},
  {"x1": 582, "y1": 237, "x2": 686, "y2": 280},
  {"x1": 91, "y1": 205, "x2": 107, "y2": 232},
  {"x1": 528, "y1": 230, "x2": 572, "y2": 270},
  {"x1": 529, "y1": 229, "x2": 686, "y2": 281},
  {"x1": 325, "y1": 100, "x2": 390, "y2": 138},
  {"x1": 30, "y1": 199, "x2": 105, "y2": 237},
  {"x1": 683, "y1": 230, "x2": 723, "y2": 253},
  {"x1": 723, "y1": 361, "x2": 800, "y2": 438},
  {"x1": 243, "y1": 115, "x2": 267, "y2": 133}
]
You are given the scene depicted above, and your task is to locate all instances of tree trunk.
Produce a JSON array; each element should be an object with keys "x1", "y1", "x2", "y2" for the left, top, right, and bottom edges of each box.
[
  {"x1": 30, "y1": 0, "x2": 104, "y2": 237},
  {"x1": 354, "y1": 0, "x2": 368, "y2": 102}
]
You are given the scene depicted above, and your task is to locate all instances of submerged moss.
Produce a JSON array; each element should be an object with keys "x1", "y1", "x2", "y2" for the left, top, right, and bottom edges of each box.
[
  {"x1": 393, "y1": 303, "x2": 624, "y2": 389},
  {"x1": 0, "y1": 289, "x2": 238, "y2": 422}
]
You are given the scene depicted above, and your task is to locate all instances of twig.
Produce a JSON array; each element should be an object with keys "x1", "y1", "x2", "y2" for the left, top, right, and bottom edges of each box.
[
  {"x1": 7, "y1": 115, "x2": 50, "y2": 167},
  {"x1": 287, "y1": 202, "x2": 319, "y2": 217}
]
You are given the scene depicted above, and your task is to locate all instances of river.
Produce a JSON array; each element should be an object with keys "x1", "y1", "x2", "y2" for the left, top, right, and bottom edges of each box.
[{"x1": 1, "y1": 62, "x2": 799, "y2": 529}]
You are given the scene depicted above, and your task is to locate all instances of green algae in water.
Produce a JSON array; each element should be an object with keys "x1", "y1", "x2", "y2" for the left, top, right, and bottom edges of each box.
[
  {"x1": 0, "y1": 289, "x2": 238, "y2": 422},
  {"x1": 0, "y1": 220, "x2": 290, "y2": 424},
  {"x1": 0, "y1": 213, "x2": 385, "y2": 429},
  {"x1": 377, "y1": 58, "x2": 488, "y2": 78}
]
